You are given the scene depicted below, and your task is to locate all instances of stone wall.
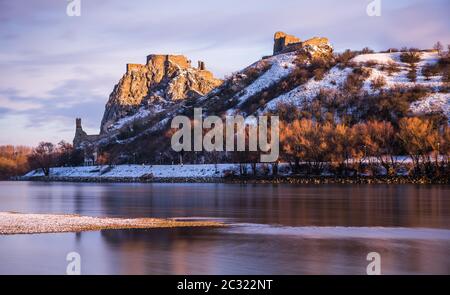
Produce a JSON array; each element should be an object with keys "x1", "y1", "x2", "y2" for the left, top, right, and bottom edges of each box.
[
  {"x1": 126, "y1": 63, "x2": 145, "y2": 73},
  {"x1": 73, "y1": 118, "x2": 99, "y2": 148},
  {"x1": 272, "y1": 32, "x2": 333, "y2": 59},
  {"x1": 146, "y1": 54, "x2": 191, "y2": 69},
  {"x1": 273, "y1": 31, "x2": 301, "y2": 55}
]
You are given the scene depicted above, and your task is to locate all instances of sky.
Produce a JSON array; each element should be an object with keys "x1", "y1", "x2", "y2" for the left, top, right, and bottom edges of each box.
[{"x1": 0, "y1": 0, "x2": 449, "y2": 146}]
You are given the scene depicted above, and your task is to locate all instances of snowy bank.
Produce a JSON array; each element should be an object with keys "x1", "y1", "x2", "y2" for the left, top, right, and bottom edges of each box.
[
  {"x1": 0, "y1": 212, "x2": 224, "y2": 235},
  {"x1": 23, "y1": 164, "x2": 238, "y2": 179}
]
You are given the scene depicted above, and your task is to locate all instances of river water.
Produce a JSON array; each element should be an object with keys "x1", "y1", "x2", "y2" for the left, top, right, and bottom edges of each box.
[{"x1": 0, "y1": 181, "x2": 449, "y2": 274}]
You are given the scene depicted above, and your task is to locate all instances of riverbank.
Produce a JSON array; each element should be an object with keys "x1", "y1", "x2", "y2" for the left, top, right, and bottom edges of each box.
[
  {"x1": 17, "y1": 164, "x2": 449, "y2": 184},
  {"x1": 15, "y1": 175, "x2": 449, "y2": 184},
  {"x1": 0, "y1": 212, "x2": 225, "y2": 235}
]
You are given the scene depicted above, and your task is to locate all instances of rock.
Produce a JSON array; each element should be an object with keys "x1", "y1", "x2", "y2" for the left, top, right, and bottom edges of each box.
[
  {"x1": 272, "y1": 32, "x2": 333, "y2": 59},
  {"x1": 273, "y1": 31, "x2": 301, "y2": 55},
  {"x1": 300, "y1": 37, "x2": 333, "y2": 59},
  {"x1": 100, "y1": 54, "x2": 222, "y2": 133}
]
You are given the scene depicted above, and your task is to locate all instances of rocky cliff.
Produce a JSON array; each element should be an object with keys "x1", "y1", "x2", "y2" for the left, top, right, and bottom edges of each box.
[{"x1": 100, "y1": 54, "x2": 222, "y2": 133}]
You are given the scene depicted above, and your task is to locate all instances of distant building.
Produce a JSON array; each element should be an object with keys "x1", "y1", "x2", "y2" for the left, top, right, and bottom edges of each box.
[
  {"x1": 73, "y1": 118, "x2": 99, "y2": 166},
  {"x1": 73, "y1": 118, "x2": 99, "y2": 148}
]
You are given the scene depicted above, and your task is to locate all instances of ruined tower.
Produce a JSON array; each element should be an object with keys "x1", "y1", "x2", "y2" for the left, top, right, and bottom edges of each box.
[
  {"x1": 273, "y1": 31, "x2": 301, "y2": 55},
  {"x1": 76, "y1": 118, "x2": 82, "y2": 129},
  {"x1": 198, "y1": 61, "x2": 205, "y2": 71},
  {"x1": 73, "y1": 118, "x2": 99, "y2": 148}
]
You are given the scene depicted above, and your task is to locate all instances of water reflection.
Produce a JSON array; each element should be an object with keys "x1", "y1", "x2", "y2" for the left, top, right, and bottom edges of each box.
[{"x1": 0, "y1": 181, "x2": 449, "y2": 274}]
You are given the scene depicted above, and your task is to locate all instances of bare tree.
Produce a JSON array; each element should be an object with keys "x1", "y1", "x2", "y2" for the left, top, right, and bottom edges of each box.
[
  {"x1": 433, "y1": 41, "x2": 443, "y2": 54},
  {"x1": 28, "y1": 142, "x2": 56, "y2": 176}
]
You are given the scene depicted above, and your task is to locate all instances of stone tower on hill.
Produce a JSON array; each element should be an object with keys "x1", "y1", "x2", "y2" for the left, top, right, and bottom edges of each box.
[
  {"x1": 273, "y1": 31, "x2": 301, "y2": 55},
  {"x1": 272, "y1": 31, "x2": 333, "y2": 59},
  {"x1": 73, "y1": 118, "x2": 99, "y2": 148}
]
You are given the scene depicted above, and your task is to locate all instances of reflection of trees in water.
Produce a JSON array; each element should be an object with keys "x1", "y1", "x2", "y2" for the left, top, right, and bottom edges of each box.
[
  {"x1": 94, "y1": 183, "x2": 450, "y2": 228},
  {"x1": 99, "y1": 228, "x2": 221, "y2": 274},
  {"x1": 98, "y1": 227, "x2": 450, "y2": 274}
]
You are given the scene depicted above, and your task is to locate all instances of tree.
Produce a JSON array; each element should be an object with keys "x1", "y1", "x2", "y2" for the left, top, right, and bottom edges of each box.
[
  {"x1": 323, "y1": 123, "x2": 352, "y2": 175},
  {"x1": 97, "y1": 152, "x2": 111, "y2": 167},
  {"x1": 363, "y1": 121, "x2": 397, "y2": 176},
  {"x1": 280, "y1": 119, "x2": 329, "y2": 175},
  {"x1": 440, "y1": 126, "x2": 450, "y2": 167},
  {"x1": 349, "y1": 123, "x2": 368, "y2": 175},
  {"x1": 433, "y1": 41, "x2": 443, "y2": 54},
  {"x1": 397, "y1": 117, "x2": 438, "y2": 175},
  {"x1": 0, "y1": 145, "x2": 32, "y2": 179},
  {"x1": 28, "y1": 142, "x2": 56, "y2": 176},
  {"x1": 56, "y1": 140, "x2": 73, "y2": 166}
]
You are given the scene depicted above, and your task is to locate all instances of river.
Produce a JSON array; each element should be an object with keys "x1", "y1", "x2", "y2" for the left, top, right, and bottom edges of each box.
[{"x1": 0, "y1": 181, "x2": 449, "y2": 274}]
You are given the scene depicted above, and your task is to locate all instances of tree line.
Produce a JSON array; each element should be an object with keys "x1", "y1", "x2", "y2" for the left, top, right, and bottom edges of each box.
[{"x1": 279, "y1": 117, "x2": 449, "y2": 177}]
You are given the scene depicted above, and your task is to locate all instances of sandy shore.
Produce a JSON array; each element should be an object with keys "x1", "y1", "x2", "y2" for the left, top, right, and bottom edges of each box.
[{"x1": 0, "y1": 212, "x2": 224, "y2": 235}]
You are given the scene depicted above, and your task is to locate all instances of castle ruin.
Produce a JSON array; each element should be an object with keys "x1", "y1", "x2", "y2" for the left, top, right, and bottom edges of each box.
[
  {"x1": 73, "y1": 118, "x2": 99, "y2": 148},
  {"x1": 273, "y1": 31, "x2": 302, "y2": 55},
  {"x1": 272, "y1": 31, "x2": 332, "y2": 57}
]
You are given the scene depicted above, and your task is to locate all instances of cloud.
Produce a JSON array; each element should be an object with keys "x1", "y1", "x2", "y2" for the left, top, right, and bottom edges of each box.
[{"x1": 0, "y1": 0, "x2": 448, "y2": 145}]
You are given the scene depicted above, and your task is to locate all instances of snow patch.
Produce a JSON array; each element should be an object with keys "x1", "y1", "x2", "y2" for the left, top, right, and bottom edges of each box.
[
  {"x1": 410, "y1": 92, "x2": 450, "y2": 121},
  {"x1": 24, "y1": 164, "x2": 239, "y2": 179},
  {"x1": 229, "y1": 53, "x2": 297, "y2": 113},
  {"x1": 264, "y1": 66, "x2": 353, "y2": 111}
]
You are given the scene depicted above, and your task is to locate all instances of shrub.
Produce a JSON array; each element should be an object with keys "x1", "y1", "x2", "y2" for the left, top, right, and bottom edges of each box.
[
  {"x1": 361, "y1": 47, "x2": 375, "y2": 54},
  {"x1": 335, "y1": 49, "x2": 358, "y2": 67},
  {"x1": 364, "y1": 60, "x2": 379, "y2": 67},
  {"x1": 400, "y1": 51, "x2": 421, "y2": 64},
  {"x1": 313, "y1": 68, "x2": 326, "y2": 81},
  {"x1": 343, "y1": 67, "x2": 370, "y2": 94},
  {"x1": 383, "y1": 61, "x2": 401, "y2": 76},
  {"x1": 422, "y1": 64, "x2": 440, "y2": 80},
  {"x1": 407, "y1": 66, "x2": 417, "y2": 82},
  {"x1": 370, "y1": 76, "x2": 386, "y2": 91}
]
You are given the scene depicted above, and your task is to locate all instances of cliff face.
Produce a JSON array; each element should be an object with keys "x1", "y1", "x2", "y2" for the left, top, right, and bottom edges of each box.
[{"x1": 100, "y1": 54, "x2": 222, "y2": 133}]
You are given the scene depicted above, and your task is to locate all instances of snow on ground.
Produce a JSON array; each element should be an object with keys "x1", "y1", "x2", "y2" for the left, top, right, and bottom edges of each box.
[
  {"x1": 0, "y1": 212, "x2": 223, "y2": 234},
  {"x1": 24, "y1": 164, "x2": 239, "y2": 179},
  {"x1": 352, "y1": 51, "x2": 440, "y2": 67},
  {"x1": 229, "y1": 53, "x2": 297, "y2": 113},
  {"x1": 357, "y1": 52, "x2": 443, "y2": 93},
  {"x1": 352, "y1": 52, "x2": 400, "y2": 65},
  {"x1": 410, "y1": 92, "x2": 450, "y2": 121},
  {"x1": 23, "y1": 158, "x2": 420, "y2": 180},
  {"x1": 263, "y1": 51, "x2": 445, "y2": 112},
  {"x1": 264, "y1": 66, "x2": 353, "y2": 111}
]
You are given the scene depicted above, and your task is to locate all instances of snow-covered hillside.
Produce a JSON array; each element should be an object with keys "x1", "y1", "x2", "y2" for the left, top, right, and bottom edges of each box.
[
  {"x1": 264, "y1": 66, "x2": 353, "y2": 110},
  {"x1": 229, "y1": 53, "x2": 298, "y2": 113},
  {"x1": 262, "y1": 51, "x2": 449, "y2": 119},
  {"x1": 359, "y1": 52, "x2": 444, "y2": 92},
  {"x1": 410, "y1": 93, "x2": 450, "y2": 122}
]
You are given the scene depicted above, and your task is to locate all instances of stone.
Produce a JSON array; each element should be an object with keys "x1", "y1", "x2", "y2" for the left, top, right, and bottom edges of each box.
[
  {"x1": 73, "y1": 118, "x2": 99, "y2": 148},
  {"x1": 272, "y1": 32, "x2": 333, "y2": 59},
  {"x1": 273, "y1": 31, "x2": 301, "y2": 55},
  {"x1": 100, "y1": 54, "x2": 222, "y2": 133}
]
